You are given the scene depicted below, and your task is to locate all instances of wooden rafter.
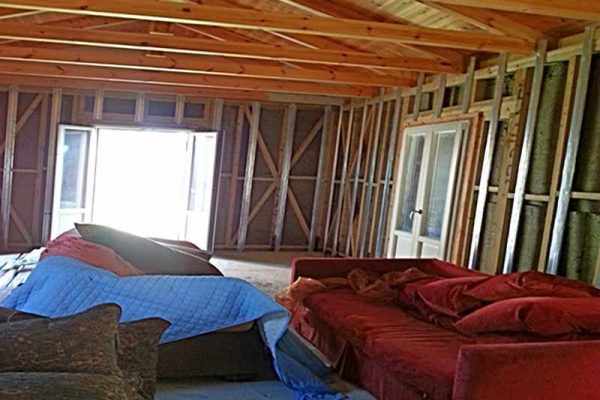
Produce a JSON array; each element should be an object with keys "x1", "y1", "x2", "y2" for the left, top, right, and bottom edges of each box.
[
  {"x1": 0, "y1": 1, "x2": 534, "y2": 53},
  {"x1": 0, "y1": 22, "x2": 459, "y2": 73},
  {"x1": 420, "y1": 1, "x2": 544, "y2": 41},
  {"x1": 424, "y1": 0, "x2": 600, "y2": 21},
  {"x1": 0, "y1": 60, "x2": 376, "y2": 97},
  {"x1": 0, "y1": 45, "x2": 415, "y2": 87}
]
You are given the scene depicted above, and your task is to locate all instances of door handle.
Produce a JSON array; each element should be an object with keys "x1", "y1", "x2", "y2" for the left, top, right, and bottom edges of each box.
[{"x1": 409, "y1": 209, "x2": 423, "y2": 220}]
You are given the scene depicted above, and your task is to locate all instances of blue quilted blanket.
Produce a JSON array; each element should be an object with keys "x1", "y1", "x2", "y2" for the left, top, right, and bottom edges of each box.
[{"x1": 2, "y1": 256, "x2": 343, "y2": 400}]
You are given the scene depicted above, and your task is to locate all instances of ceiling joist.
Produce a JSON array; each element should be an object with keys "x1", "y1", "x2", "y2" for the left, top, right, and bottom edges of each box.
[
  {"x1": 0, "y1": 0, "x2": 534, "y2": 53},
  {"x1": 425, "y1": 0, "x2": 600, "y2": 21},
  {"x1": 0, "y1": 60, "x2": 377, "y2": 97},
  {"x1": 0, "y1": 45, "x2": 416, "y2": 87},
  {"x1": 0, "y1": 22, "x2": 460, "y2": 73}
]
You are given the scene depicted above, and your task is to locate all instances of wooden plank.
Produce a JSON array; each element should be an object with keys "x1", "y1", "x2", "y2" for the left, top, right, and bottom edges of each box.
[
  {"x1": 413, "y1": 72, "x2": 425, "y2": 121},
  {"x1": 358, "y1": 91, "x2": 385, "y2": 257},
  {"x1": 208, "y1": 98, "x2": 224, "y2": 253},
  {"x1": 547, "y1": 26, "x2": 596, "y2": 274},
  {"x1": 538, "y1": 56, "x2": 578, "y2": 270},
  {"x1": 14, "y1": 93, "x2": 42, "y2": 132},
  {"x1": 287, "y1": 188, "x2": 310, "y2": 238},
  {"x1": 1, "y1": 86, "x2": 17, "y2": 248},
  {"x1": 503, "y1": 40, "x2": 547, "y2": 273},
  {"x1": 0, "y1": 60, "x2": 376, "y2": 98},
  {"x1": 225, "y1": 106, "x2": 245, "y2": 246},
  {"x1": 322, "y1": 107, "x2": 343, "y2": 254},
  {"x1": 433, "y1": 74, "x2": 446, "y2": 118},
  {"x1": 290, "y1": 117, "x2": 324, "y2": 167},
  {"x1": 273, "y1": 104, "x2": 296, "y2": 251},
  {"x1": 487, "y1": 68, "x2": 532, "y2": 275},
  {"x1": 93, "y1": 88, "x2": 103, "y2": 120},
  {"x1": 0, "y1": 22, "x2": 460, "y2": 73},
  {"x1": 174, "y1": 94, "x2": 185, "y2": 125},
  {"x1": 0, "y1": 45, "x2": 416, "y2": 87},
  {"x1": 237, "y1": 101, "x2": 260, "y2": 251},
  {"x1": 345, "y1": 102, "x2": 369, "y2": 256},
  {"x1": 41, "y1": 88, "x2": 62, "y2": 243},
  {"x1": 425, "y1": 0, "x2": 600, "y2": 21},
  {"x1": 134, "y1": 92, "x2": 145, "y2": 123},
  {"x1": 375, "y1": 91, "x2": 403, "y2": 257},
  {"x1": 308, "y1": 106, "x2": 331, "y2": 252},
  {"x1": 332, "y1": 106, "x2": 355, "y2": 256},
  {"x1": 467, "y1": 53, "x2": 508, "y2": 270},
  {"x1": 0, "y1": 1, "x2": 533, "y2": 53},
  {"x1": 32, "y1": 94, "x2": 48, "y2": 243}
]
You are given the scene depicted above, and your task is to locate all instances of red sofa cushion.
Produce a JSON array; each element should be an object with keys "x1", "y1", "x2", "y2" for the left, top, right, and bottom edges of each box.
[
  {"x1": 416, "y1": 276, "x2": 487, "y2": 318},
  {"x1": 455, "y1": 297, "x2": 600, "y2": 337},
  {"x1": 304, "y1": 288, "x2": 476, "y2": 399},
  {"x1": 464, "y1": 271, "x2": 600, "y2": 302}
]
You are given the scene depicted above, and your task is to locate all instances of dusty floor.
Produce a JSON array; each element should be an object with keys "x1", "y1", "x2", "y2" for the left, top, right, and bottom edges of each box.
[{"x1": 211, "y1": 251, "x2": 321, "y2": 296}]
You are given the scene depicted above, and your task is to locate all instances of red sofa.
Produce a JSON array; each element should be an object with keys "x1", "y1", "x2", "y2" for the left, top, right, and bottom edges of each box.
[{"x1": 290, "y1": 258, "x2": 600, "y2": 400}]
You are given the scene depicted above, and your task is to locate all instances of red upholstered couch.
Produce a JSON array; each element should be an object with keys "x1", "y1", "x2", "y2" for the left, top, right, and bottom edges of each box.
[{"x1": 290, "y1": 258, "x2": 600, "y2": 400}]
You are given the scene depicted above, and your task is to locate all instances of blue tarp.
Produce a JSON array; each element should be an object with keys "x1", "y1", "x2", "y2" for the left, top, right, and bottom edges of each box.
[{"x1": 2, "y1": 256, "x2": 343, "y2": 400}]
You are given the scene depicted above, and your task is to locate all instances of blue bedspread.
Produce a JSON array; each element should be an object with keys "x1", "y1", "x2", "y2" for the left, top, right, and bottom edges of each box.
[{"x1": 2, "y1": 256, "x2": 343, "y2": 400}]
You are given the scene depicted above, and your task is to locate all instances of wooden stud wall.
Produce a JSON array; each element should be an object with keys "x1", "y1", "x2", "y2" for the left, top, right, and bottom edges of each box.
[{"x1": 0, "y1": 85, "x2": 335, "y2": 254}]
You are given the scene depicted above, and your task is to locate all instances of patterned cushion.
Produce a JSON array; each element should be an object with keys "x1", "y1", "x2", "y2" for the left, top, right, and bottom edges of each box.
[
  {"x1": 118, "y1": 319, "x2": 170, "y2": 400},
  {"x1": 0, "y1": 304, "x2": 121, "y2": 375},
  {"x1": 0, "y1": 372, "x2": 129, "y2": 400}
]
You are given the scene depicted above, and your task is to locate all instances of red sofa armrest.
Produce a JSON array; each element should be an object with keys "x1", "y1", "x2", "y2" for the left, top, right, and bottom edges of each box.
[
  {"x1": 290, "y1": 257, "x2": 476, "y2": 283},
  {"x1": 453, "y1": 340, "x2": 600, "y2": 400}
]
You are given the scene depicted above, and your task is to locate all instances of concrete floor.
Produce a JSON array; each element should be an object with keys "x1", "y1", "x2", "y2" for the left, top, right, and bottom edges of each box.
[{"x1": 211, "y1": 251, "x2": 321, "y2": 296}]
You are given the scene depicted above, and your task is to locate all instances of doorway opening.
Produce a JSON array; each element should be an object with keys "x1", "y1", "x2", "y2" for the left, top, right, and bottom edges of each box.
[{"x1": 51, "y1": 125, "x2": 218, "y2": 250}]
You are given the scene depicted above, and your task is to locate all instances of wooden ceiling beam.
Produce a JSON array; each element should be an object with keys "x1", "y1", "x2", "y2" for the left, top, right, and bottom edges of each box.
[
  {"x1": 0, "y1": 0, "x2": 534, "y2": 53},
  {"x1": 0, "y1": 45, "x2": 416, "y2": 87},
  {"x1": 0, "y1": 22, "x2": 459, "y2": 73},
  {"x1": 424, "y1": 0, "x2": 600, "y2": 21},
  {"x1": 0, "y1": 60, "x2": 377, "y2": 97},
  {"x1": 420, "y1": 1, "x2": 545, "y2": 42}
]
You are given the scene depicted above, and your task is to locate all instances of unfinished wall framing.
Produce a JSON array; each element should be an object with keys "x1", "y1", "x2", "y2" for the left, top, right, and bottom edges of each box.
[{"x1": 0, "y1": 85, "x2": 337, "y2": 254}]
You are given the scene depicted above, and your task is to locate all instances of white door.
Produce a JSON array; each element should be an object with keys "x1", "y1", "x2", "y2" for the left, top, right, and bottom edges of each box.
[
  {"x1": 51, "y1": 125, "x2": 98, "y2": 239},
  {"x1": 388, "y1": 121, "x2": 466, "y2": 259}
]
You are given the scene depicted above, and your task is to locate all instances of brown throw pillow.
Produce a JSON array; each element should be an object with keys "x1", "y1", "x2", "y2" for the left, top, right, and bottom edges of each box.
[
  {"x1": 118, "y1": 319, "x2": 170, "y2": 400},
  {"x1": 0, "y1": 372, "x2": 129, "y2": 400},
  {"x1": 0, "y1": 304, "x2": 121, "y2": 375},
  {"x1": 75, "y1": 223, "x2": 222, "y2": 276}
]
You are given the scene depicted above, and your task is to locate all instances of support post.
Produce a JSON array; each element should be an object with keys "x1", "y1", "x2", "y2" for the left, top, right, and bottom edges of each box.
[
  {"x1": 359, "y1": 90, "x2": 385, "y2": 257},
  {"x1": 93, "y1": 88, "x2": 103, "y2": 121},
  {"x1": 175, "y1": 94, "x2": 185, "y2": 125},
  {"x1": 547, "y1": 25, "x2": 596, "y2": 275},
  {"x1": 208, "y1": 98, "x2": 224, "y2": 253},
  {"x1": 1, "y1": 86, "x2": 17, "y2": 249},
  {"x1": 434, "y1": 74, "x2": 446, "y2": 118},
  {"x1": 462, "y1": 57, "x2": 477, "y2": 114},
  {"x1": 237, "y1": 101, "x2": 260, "y2": 251},
  {"x1": 503, "y1": 40, "x2": 548, "y2": 274},
  {"x1": 308, "y1": 106, "x2": 331, "y2": 252},
  {"x1": 332, "y1": 105, "x2": 355, "y2": 256},
  {"x1": 413, "y1": 72, "x2": 425, "y2": 121},
  {"x1": 273, "y1": 104, "x2": 297, "y2": 251},
  {"x1": 41, "y1": 88, "x2": 62, "y2": 243},
  {"x1": 134, "y1": 93, "x2": 145, "y2": 123},
  {"x1": 468, "y1": 53, "x2": 508, "y2": 270},
  {"x1": 345, "y1": 101, "x2": 369, "y2": 256},
  {"x1": 323, "y1": 106, "x2": 343, "y2": 254},
  {"x1": 375, "y1": 90, "x2": 403, "y2": 257}
]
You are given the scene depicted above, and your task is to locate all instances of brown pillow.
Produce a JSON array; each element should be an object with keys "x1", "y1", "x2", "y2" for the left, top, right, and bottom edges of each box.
[
  {"x1": 0, "y1": 372, "x2": 129, "y2": 400},
  {"x1": 0, "y1": 304, "x2": 121, "y2": 375},
  {"x1": 0, "y1": 307, "x2": 168, "y2": 400},
  {"x1": 75, "y1": 223, "x2": 222, "y2": 276},
  {"x1": 118, "y1": 319, "x2": 170, "y2": 400}
]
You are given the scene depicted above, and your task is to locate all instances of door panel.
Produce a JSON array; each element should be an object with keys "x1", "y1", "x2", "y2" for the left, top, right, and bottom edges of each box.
[{"x1": 389, "y1": 122, "x2": 465, "y2": 259}]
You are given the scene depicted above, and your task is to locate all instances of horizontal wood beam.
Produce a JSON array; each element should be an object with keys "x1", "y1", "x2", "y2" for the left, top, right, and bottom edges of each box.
[
  {"x1": 0, "y1": 74, "x2": 345, "y2": 105},
  {"x1": 0, "y1": 45, "x2": 415, "y2": 87},
  {"x1": 0, "y1": 1, "x2": 534, "y2": 53},
  {"x1": 0, "y1": 60, "x2": 375, "y2": 97},
  {"x1": 0, "y1": 22, "x2": 460, "y2": 73},
  {"x1": 425, "y1": 0, "x2": 600, "y2": 21}
]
